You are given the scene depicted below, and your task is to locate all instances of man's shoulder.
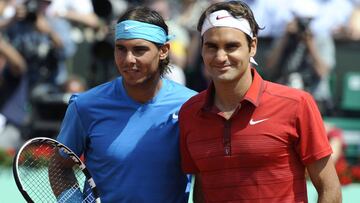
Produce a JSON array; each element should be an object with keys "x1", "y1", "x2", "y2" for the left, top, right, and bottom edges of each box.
[
  {"x1": 166, "y1": 79, "x2": 197, "y2": 92},
  {"x1": 164, "y1": 79, "x2": 197, "y2": 100},
  {"x1": 180, "y1": 90, "x2": 207, "y2": 112},
  {"x1": 264, "y1": 81, "x2": 312, "y2": 102},
  {"x1": 69, "y1": 79, "x2": 118, "y2": 105}
]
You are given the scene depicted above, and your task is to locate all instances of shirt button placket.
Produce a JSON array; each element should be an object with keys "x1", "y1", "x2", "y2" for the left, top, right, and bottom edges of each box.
[{"x1": 223, "y1": 120, "x2": 231, "y2": 156}]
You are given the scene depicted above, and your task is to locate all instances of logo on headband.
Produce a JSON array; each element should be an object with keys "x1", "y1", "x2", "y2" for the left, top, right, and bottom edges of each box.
[
  {"x1": 124, "y1": 25, "x2": 138, "y2": 31},
  {"x1": 216, "y1": 15, "x2": 231, "y2": 20}
]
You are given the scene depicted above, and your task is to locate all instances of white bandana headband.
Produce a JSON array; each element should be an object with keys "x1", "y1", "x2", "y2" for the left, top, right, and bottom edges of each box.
[{"x1": 201, "y1": 10, "x2": 257, "y2": 65}]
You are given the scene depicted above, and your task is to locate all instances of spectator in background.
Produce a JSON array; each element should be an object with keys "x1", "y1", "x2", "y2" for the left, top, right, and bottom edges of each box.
[
  {"x1": 45, "y1": 0, "x2": 99, "y2": 29},
  {"x1": 44, "y1": 0, "x2": 100, "y2": 85},
  {"x1": 62, "y1": 74, "x2": 87, "y2": 94},
  {"x1": 1, "y1": 0, "x2": 64, "y2": 139},
  {"x1": 0, "y1": 34, "x2": 26, "y2": 150},
  {"x1": 0, "y1": 33, "x2": 26, "y2": 107},
  {"x1": 0, "y1": 0, "x2": 77, "y2": 86},
  {"x1": 55, "y1": 74, "x2": 87, "y2": 113},
  {"x1": 265, "y1": 0, "x2": 336, "y2": 116}
]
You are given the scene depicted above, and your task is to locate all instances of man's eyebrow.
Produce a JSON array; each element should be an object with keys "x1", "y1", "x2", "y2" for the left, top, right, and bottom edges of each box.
[
  {"x1": 203, "y1": 41, "x2": 241, "y2": 46},
  {"x1": 225, "y1": 41, "x2": 241, "y2": 45},
  {"x1": 203, "y1": 41, "x2": 217, "y2": 46},
  {"x1": 133, "y1": 45, "x2": 149, "y2": 48}
]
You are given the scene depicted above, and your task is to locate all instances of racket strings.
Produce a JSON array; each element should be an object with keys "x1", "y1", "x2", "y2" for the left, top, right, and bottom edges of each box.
[
  {"x1": 16, "y1": 142, "x2": 98, "y2": 202},
  {"x1": 49, "y1": 156, "x2": 81, "y2": 196},
  {"x1": 18, "y1": 143, "x2": 58, "y2": 202}
]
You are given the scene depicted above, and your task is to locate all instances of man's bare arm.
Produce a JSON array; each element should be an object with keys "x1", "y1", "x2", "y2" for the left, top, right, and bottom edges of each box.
[{"x1": 307, "y1": 156, "x2": 342, "y2": 203}]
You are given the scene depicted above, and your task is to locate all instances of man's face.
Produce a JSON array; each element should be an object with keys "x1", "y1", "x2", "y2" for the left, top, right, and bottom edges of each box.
[
  {"x1": 114, "y1": 38, "x2": 167, "y2": 88},
  {"x1": 201, "y1": 27, "x2": 257, "y2": 83}
]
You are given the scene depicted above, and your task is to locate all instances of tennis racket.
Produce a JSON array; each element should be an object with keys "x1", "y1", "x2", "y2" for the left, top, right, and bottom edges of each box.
[{"x1": 13, "y1": 137, "x2": 101, "y2": 203}]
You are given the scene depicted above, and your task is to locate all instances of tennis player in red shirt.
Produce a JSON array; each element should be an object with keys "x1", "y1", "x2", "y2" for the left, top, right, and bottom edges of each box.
[{"x1": 179, "y1": 1, "x2": 341, "y2": 202}]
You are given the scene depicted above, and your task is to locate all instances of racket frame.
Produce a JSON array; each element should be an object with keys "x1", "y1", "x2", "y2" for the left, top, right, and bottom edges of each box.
[{"x1": 12, "y1": 137, "x2": 101, "y2": 203}]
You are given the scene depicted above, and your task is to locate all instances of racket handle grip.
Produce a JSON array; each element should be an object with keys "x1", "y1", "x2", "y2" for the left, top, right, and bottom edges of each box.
[{"x1": 57, "y1": 188, "x2": 83, "y2": 203}]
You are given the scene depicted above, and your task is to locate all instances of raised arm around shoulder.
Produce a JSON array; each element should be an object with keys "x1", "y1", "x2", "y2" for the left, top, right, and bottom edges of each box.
[{"x1": 307, "y1": 156, "x2": 342, "y2": 203}]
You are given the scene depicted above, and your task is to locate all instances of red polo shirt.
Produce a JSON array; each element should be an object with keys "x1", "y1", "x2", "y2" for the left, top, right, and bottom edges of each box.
[{"x1": 179, "y1": 68, "x2": 332, "y2": 203}]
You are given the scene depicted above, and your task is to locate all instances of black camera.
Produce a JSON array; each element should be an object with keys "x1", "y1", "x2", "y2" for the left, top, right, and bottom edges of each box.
[
  {"x1": 24, "y1": 0, "x2": 40, "y2": 22},
  {"x1": 296, "y1": 17, "x2": 312, "y2": 33}
]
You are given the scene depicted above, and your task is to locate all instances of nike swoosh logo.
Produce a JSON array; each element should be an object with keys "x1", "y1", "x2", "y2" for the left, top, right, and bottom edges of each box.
[
  {"x1": 124, "y1": 25, "x2": 138, "y2": 31},
  {"x1": 249, "y1": 118, "x2": 269, "y2": 125},
  {"x1": 172, "y1": 113, "x2": 179, "y2": 120},
  {"x1": 216, "y1": 15, "x2": 231, "y2": 20}
]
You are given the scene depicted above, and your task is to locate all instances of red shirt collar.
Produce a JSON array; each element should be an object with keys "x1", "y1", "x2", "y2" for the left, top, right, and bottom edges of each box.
[{"x1": 202, "y1": 68, "x2": 265, "y2": 111}]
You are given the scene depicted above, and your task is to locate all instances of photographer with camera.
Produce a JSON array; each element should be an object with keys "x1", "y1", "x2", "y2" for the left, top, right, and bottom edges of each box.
[
  {"x1": 0, "y1": 0, "x2": 65, "y2": 139},
  {"x1": 265, "y1": 0, "x2": 336, "y2": 116}
]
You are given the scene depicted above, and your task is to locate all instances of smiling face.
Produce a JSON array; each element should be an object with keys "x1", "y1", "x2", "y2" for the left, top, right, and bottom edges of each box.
[
  {"x1": 114, "y1": 38, "x2": 169, "y2": 88},
  {"x1": 201, "y1": 27, "x2": 257, "y2": 83}
]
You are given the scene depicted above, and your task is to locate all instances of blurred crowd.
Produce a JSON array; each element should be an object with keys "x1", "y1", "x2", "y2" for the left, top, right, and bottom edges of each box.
[{"x1": 1, "y1": 0, "x2": 360, "y2": 181}]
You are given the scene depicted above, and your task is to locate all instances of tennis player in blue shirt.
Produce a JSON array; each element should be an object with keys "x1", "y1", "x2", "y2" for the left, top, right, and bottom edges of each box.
[{"x1": 56, "y1": 6, "x2": 196, "y2": 202}]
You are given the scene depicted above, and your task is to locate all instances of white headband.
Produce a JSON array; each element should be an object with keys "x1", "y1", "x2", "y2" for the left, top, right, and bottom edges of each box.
[
  {"x1": 201, "y1": 10, "x2": 253, "y2": 37},
  {"x1": 201, "y1": 10, "x2": 257, "y2": 65}
]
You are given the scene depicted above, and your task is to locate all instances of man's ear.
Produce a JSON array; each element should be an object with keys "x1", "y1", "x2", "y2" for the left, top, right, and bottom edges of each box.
[
  {"x1": 159, "y1": 43, "x2": 170, "y2": 60},
  {"x1": 250, "y1": 38, "x2": 257, "y2": 57}
]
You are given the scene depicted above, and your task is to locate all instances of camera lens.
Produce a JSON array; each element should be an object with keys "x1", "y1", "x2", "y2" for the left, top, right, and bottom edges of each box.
[{"x1": 297, "y1": 17, "x2": 312, "y2": 32}]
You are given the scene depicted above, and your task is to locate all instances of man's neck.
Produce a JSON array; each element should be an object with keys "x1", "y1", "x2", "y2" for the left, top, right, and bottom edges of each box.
[
  {"x1": 123, "y1": 77, "x2": 163, "y2": 104},
  {"x1": 213, "y1": 68, "x2": 252, "y2": 113}
]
